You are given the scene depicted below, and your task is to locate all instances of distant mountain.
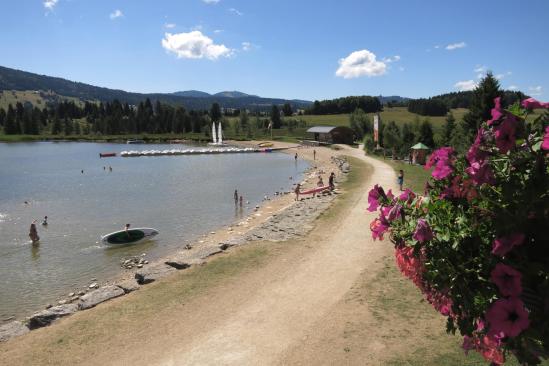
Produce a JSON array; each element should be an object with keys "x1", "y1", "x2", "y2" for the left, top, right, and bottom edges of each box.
[
  {"x1": 379, "y1": 95, "x2": 410, "y2": 104},
  {"x1": 172, "y1": 90, "x2": 212, "y2": 98},
  {"x1": 213, "y1": 91, "x2": 257, "y2": 98},
  {"x1": 0, "y1": 66, "x2": 312, "y2": 111}
]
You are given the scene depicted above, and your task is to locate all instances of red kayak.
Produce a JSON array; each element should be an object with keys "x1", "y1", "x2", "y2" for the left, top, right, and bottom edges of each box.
[
  {"x1": 300, "y1": 186, "x2": 330, "y2": 195},
  {"x1": 99, "y1": 152, "x2": 116, "y2": 158}
]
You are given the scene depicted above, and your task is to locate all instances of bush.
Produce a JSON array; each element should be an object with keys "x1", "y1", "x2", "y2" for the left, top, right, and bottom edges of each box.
[{"x1": 368, "y1": 97, "x2": 549, "y2": 365}]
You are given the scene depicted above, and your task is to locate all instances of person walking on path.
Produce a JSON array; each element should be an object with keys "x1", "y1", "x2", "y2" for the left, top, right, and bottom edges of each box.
[
  {"x1": 398, "y1": 170, "x2": 404, "y2": 191},
  {"x1": 294, "y1": 184, "x2": 301, "y2": 201},
  {"x1": 234, "y1": 190, "x2": 238, "y2": 205},
  {"x1": 313, "y1": 149, "x2": 316, "y2": 160},
  {"x1": 329, "y1": 172, "x2": 335, "y2": 190},
  {"x1": 29, "y1": 220, "x2": 40, "y2": 244}
]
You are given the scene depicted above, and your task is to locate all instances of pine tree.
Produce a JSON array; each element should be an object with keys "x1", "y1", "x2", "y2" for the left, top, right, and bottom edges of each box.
[
  {"x1": 210, "y1": 103, "x2": 222, "y2": 123},
  {"x1": 282, "y1": 103, "x2": 293, "y2": 117},
  {"x1": 271, "y1": 105, "x2": 281, "y2": 129},
  {"x1": 442, "y1": 112, "x2": 456, "y2": 146},
  {"x1": 449, "y1": 121, "x2": 471, "y2": 154},
  {"x1": 3, "y1": 105, "x2": 17, "y2": 134},
  {"x1": 63, "y1": 118, "x2": 73, "y2": 135},
  {"x1": 239, "y1": 110, "x2": 249, "y2": 131},
  {"x1": 74, "y1": 121, "x2": 81, "y2": 135},
  {"x1": 463, "y1": 72, "x2": 503, "y2": 136},
  {"x1": 349, "y1": 108, "x2": 370, "y2": 140},
  {"x1": 419, "y1": 119, "x2": 435, "y2": 148},
  {"x1": 51, "y1": 115, "x2": 62, "y2": 135},
  {"x1": 400, "y1": 122, "x2": 415, "y2": 155},
  {"x1": 0, "y1": 108, "x2": 6, "y2": 127},
  {"x1": 383, "y1": 121, "x2": 401, "y2": 158}
]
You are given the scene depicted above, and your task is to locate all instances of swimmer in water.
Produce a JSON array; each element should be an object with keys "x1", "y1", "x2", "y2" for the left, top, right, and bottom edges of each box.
[{"x1": 42, "y1": 216, "x2": 48, "y2": 226}]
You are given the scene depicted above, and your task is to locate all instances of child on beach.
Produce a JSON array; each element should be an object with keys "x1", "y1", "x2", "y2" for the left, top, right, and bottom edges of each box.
[
  {"x1": 398, "y1": 170, "x2": 404, "y2": 191},
  {"x1": 329, "y1": 172, "x2": 335, "y2": 190},
  {"x1": 294, "y1": 184, "x2": 301, "y2": 201}
]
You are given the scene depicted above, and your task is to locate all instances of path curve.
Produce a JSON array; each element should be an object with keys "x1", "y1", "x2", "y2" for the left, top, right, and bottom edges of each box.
[{"x1": 155, "y1": 146, "x2": 397, "y2": 366}]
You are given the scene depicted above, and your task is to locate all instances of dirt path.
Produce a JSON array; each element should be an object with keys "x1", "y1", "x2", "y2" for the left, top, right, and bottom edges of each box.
[
  {"x1": 1, "y1": 145, "x2": 401, "y2": 366},
  {"x1": 154, "y1": 146, "x2": 397, "y2": 366}
]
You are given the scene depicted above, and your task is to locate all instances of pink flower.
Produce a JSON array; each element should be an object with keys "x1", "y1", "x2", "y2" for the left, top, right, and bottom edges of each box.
[
  {"x1": 486, "y1": 297, "x2": 530, "y2": 338},
  {"x1": 381, "y1": 205, "x2": 392, "y2": 218},
  {"x1": 542, "y1": 126, "x2": 549, "y2": 151},
  {"x1": 493, "y1": 116, "x2": 517, "y2": 154},
  {"x1": 412, "y1": 219, "x2": 434, "y2": 242},
  {"x1": 492, "y1": 233, "x2": 525, "y2": 256},
  {"x1": 370, "y1": 215, "x2": 389, "y2": 240},
  {"x1": 488, "y1": 97, "x2": 504, "y2": 126},
  {"x1": 367, "y1": 184, "x2": 386, "y2": 212},
  {"x1": 490, "y1": 263, "x2": 522, "y2": 297},
  {"x1": 465, "y1": 159, "x2": 495, "y2": 185},
  {"x1": 466, "y1": 128, "x2": 489, "y2": 163},
  {"x1": 522, "y1": 97, "x2": 549, "y2": 109},
  {"x1": 425, "y1": 147, "x2": 455, "y2": 180},
  {"x1": 387, "y1": 204, "x2": 403, "y2": 222},
  {"x1": 398, "y1": 188, "x2": 415, "y2": 203},
  {"x1": 386, "y1": 189, "x2": 395, "y2": 201}
]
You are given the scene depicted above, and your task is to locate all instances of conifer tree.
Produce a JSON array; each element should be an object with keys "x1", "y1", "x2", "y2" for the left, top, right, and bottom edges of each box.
[
  {"x1": 271, "y1": 105, "x2": 281, "y2": 129},
  {"x1": 3, "y1": 105, "x2": 17, "y2": 134},
  {"x1": 442, "y1": 112, "x2": 456, "y2": 146},
  {"x1": 463, "y1": 72, "x2": 503, "y2": 136},
  {"x1": 210, "y1": 103, "x2": 222, "y2": 122},
  {"x1": 419, "y1": 119, "x2": 435, "y2": 147}
]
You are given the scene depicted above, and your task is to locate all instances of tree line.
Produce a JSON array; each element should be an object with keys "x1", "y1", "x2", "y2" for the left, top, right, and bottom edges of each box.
[
  {"x1": 407, "y1": 98, "x2": 448, "y2": 116},
  {"x1": 306, "y1": 96, "x2": 382, "y2": 115}
]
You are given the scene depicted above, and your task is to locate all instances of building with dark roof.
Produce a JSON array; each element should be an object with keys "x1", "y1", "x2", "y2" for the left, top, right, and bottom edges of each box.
[{"x1": 306, "y1": 126, "x2": 354, "y2": 145}]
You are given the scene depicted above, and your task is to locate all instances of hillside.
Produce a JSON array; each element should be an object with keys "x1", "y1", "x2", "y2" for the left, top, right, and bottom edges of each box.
[{"x1": 0, "y1": 66, "x2": 312, "y2": 111}]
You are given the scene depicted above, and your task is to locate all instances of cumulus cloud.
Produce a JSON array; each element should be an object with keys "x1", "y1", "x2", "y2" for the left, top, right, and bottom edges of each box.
[
  {"x1": 228, "y1": 8, "x2": 243, "y2": 16},
  {"x1": 508, "y1": 85, "x2": 518, "y2": 90},
  {"x1": 164, "y1": 23, "x2": 176, "y2": 29},
  {"x1": 529, "y1": 86, "x2": 542, "y2": 96},
  {"x1": 44, "y1": 0, "x2": 58, "y2": 11},
  {"x1": 335, "y1": 49, "x2": 387, "y2": 79},
  {"x1": 446, "y1": 42, "x2": 467, "y2": 50},
  {"x1": 382, "y1": 55, "x2": 401, "y2": 63},
  {"x1": 213, "y1": 29, "x2": 224, "y2": 33},
  {"x1": 202, "y1": 0, "x2": 220, "y2": 3},
  {"x1": 110, "y1": 9, "x2": 123, "y2": 20},
  {"x1": 454, "y1": 80, "x2": 478, "y2": 91},
  {"x1": 161, "y1": 31, "x2": 233, "y2": 60}
]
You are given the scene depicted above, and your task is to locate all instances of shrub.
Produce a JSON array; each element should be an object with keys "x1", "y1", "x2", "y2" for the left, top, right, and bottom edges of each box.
[{"x1": 368, "y1": 97, "x2": 549, "y2": 365}]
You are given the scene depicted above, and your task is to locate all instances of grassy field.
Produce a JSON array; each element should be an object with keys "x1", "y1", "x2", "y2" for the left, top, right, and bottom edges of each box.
[{"x1": 0, "y1": 90, "x2": 86, "y2": 110}]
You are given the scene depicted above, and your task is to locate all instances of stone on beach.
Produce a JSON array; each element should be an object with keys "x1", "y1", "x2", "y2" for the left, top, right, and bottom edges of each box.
[
  {"x1": 0, "y1": 321, "x2": 30, "y2": 342},
  {"x1": 78, "y1": 285, "x2": 125, "y2": 310},
  {"x1": 28, "y1": 304, "x2": 79, "y2": 329},
  {"x1": 134, "y1": 264, "x2": 177, "y2": 285}
]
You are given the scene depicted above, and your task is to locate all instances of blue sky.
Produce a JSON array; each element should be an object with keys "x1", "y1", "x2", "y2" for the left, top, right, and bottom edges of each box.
[{"x1": 0, "y1": 0, "x2": 547, "y2": 100}]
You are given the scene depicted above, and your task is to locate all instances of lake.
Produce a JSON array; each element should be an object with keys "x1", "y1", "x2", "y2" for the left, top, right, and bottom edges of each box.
[{"x1": 0, "y1": 142, "x2": 308, "y2": 322}]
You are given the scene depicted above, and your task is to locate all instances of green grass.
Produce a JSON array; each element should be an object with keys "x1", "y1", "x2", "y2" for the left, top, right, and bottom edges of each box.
[
  {"x1": 0, "y1": 90, "x2": 87, "y2": 110},
  {"x1": 368, "y1": 154, "x2": 432, "y2": 193}
]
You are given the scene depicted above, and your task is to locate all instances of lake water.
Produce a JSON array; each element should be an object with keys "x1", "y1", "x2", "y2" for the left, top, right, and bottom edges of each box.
[{"x1": 0, "y1": 142, "x2": 308, "y2": 322}]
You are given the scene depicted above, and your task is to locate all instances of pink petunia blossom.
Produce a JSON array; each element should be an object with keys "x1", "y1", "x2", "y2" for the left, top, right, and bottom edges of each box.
[
  {"x1": 466, "y1": 128, "x2": 489, "y2": 164},
  {"x1": 370, "y1": 215, "x2": 389, "y2": 240},
  {"x1": 412, "y1": 218, "x2": 434, "y2": 242},
  {"x1": 367, "y1": 184, "x2": 386, "y2": 212},
  {"x1": 387, "y1": 204, "x2": 403, "y2": 222},
  {"x1": 486, "y1": 297, "x2": 530, "y2": 338},
  {"x1": 386, "y1": 189, "x2": 395, "y2": 201},
  {"x1": 492, "y1": 232, "x2": 525, "y2": 256},
  {"x1": 381, "y1": 205, "x2": 392, "y2": 218},
  {"x1": 490, "y1": 263, "x2": 522, "y2": 297},
  {"x1": 493, "y1": 116, "x2": 517, "y2": 154},
  {"x1": 488, "y1": 97, "x2": 504, "y2": 126},
  {"x1": 542, "y1": 126, "x2": 549, "y2": 151},
  {"x1": 465, "y1": 159, "x2": 495, "y2": 185},
  {"x1": 522, "y1": 97, "x2": 549, "y2": 110},
  {"x1": 398, "y1": 188, "x2": 415, "y2": 203},
  {"x1": 425, "y1": 147, "x2": 455, "y2": 180}
]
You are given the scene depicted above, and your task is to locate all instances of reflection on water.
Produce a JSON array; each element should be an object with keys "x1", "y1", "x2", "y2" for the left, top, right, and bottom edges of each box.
[{"x1": 0, "y1": 142, "x2": 308, "y2": 321}]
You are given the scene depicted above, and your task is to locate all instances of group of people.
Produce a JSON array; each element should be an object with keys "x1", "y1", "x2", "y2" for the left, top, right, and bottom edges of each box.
[
  {"x1": 294, "y1": 171, "x2": 336, "y2": 201},
  {"x1": 234, "y1": 190, "x2": 244, "y2": 207}
]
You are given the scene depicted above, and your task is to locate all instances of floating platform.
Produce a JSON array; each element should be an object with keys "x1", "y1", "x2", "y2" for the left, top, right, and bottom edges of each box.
[{"x1": 120, "y1": 147, "x2": 269, "y2": 157}]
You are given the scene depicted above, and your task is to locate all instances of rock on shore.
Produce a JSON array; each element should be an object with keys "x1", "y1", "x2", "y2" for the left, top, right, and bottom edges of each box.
[
  {"x1": 28, "y1": 304, "x2": 79, "y2": 329},
  {"x1": 0, "y1": 321, "x2": 29, "y2": 342},
  {"x1": 78, "y1": 285, "x2": 125, "y2": 310}
]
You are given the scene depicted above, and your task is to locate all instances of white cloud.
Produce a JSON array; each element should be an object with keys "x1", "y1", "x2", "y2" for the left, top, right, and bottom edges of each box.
[
  {"x1": 474, "y1": 65, "x2": 487, "y2": 73},
  {"x1": 44, "y1": 0, "x2": 58, "y2": 11},
  {"x1": 446, "y1": 42, "x2": 467, "y2": 50},
  {"x1": 161, "y1": 31, "x2": 233, "y2": 60},
  {"x1": 382, "y1": 55, "x2": 401, "y2": 63},
  {"x1": 529, "y1": 86, "x2": 542, "y2": 96},
  {"x1": 454, "y1": 80, "x2": 478, "y2": 91},
  {"x1": 434, "y1": 45, "x2": 440, "y2": 49},
  {"x1": 202, "y1": 0, "x2": 220, "y2": 3},
  {"x1": 495, "y1": 73, "x2": 505, "y2": 80},
  {"x1": 110, "y1": 9, "x2": 123, "y2": 20},
  {"x1": 164, "y1": 23, "x2": 176, "y2": 29},
  {"x1": 242, "y1": 42, "x2": 252, "y2": 51},
  {"x1": 335, "y1": 49, "x2": 387, "y2": 79},
  {"x1": 228, "y1": 8, "x2": 243, "y2": 16},
  {"x1": 508, "y1": 85, "x2": 518, "y2": 90},
  {"x1": 213, "y1": 29, "x2": 224, "y2": 33}
]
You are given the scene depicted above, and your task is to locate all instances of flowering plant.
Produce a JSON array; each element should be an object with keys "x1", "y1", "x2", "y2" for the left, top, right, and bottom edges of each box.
[{"x1": 369, "y1": 98, "x2": 549, "y2": 365}]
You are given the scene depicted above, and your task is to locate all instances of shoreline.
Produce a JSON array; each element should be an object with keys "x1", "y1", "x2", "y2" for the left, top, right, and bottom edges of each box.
[{"x1": 0, "y1": 142, "x2": 349, "y2": 342}]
